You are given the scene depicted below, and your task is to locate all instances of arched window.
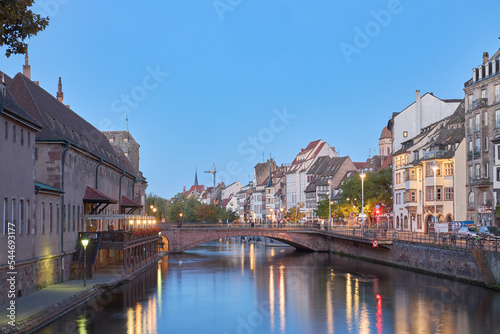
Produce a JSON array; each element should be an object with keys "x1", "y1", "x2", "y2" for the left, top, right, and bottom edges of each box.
[
  {"x1": 468, "y1": 192, "x2": 475, "y2": 207},
  {"x1": 396, "y1": 216, "x2": 400, "y2": 229},
  {"x1": 404, "y1": 216, "x2": 408, "y2": 229}
]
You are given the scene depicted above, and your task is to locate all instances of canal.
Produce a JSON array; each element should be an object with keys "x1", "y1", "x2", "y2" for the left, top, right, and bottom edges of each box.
[{"x1": 39, "y1": 239, "x2": 500, "y2": 334}]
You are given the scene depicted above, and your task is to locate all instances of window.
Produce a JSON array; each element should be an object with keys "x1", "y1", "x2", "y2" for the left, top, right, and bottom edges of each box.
[
  {"x1": 11, "y1": 199, "x2": 16, "y2": 234},
  {"x1": 19, "y1": 200, "x2": 23, "y2": 235},
  {"x1": 485, "y1": 137, "x2": 489, "y2": 152},
  {"x1": 49, "y1": 203, "x2": 53, "y2": 233},
  {"x1": 42, "y1": 202, "x2": 45, "y2": 234},
  {"x1": 468, "y1": 192, "x2": 475, "y2": 207},
  {"x1": 469, "y1": 118, "x2": 473, "y2": 134},
  {"x1": 475, "y1": 164, "x2": 481, "y2": 178},
  {"x1": 475, "y1": 137, "x2": 480, "y2": 152},
  {"x1": 12, "y1": 125, "x2": 16, "y2": 143},
  {"x1": 469, "y1": 166, "x2": 474, "y2": 180},
  {"x1": 27, "y1": 132, "x2": 30, "y2": 148},
  {"x1": 436, "y1": 188, "x2": 442, "y2": 200},
  {"x1": 468, "y1": 94, "x2": 473, "y2": 109},
  {"x1": 497, "y1": 110, "x2": 500, "y2": 128},
  {"x1": 476, "y1": 113, "x2": 481, "y2": 132},
  {"x1": 4, "y1": 121, "x2": 7, "y2": 140},
  {"x1": 419, "y1": 190, "x2": 422, "y2": 203},
  {"x1": 3, "y1": 198, "x2": 7, "y2": 235},
  {"x1": 109, "y1": 137, "x2": 114, "y2": 143},
  {"x1": 411, "y1": 191, "x2": 416, "y2": 202},
  {"x1": 485, "y1": 163, "x2": 489, "y2": 178},
  {"x1": 73, "y1": 205, "x2": 76, "y2": 231},
  {"x1": 483, "y1": 191, "x2": 488, "y2": 205},
  {"x1": 26, "y1": 200, "x2": 30, "y2": 235},
  {"x1": 469, "y1": 140, "x2": 473, "y2": 153},
  {"x1": 481, "y1": 89, "x2": 486, "y2": 99},
  {"x1": 445, "y1": 188, "x2": 454, "y2": 201},
  {"x1": 496, "y1": 84, "x2": 500, "y2": 101},
  {"x1": 484, "y1": 110, "x2": 488, "y2": 126},
  {"x1": 123, "y1": 138, "x2": 128, "y2": 142},
  {"x1": 403, "y1": 131, "x2": 408, "y2": 138},
  {"x1": 444, "y1": 162, "x2": 453, "y2": 176},
  {"x1": 20, "y1": 129, "x2": 24, "y2": 146},
  {"x1": 426, "y1": 188, "x2": 433, "y2": 201},
  {"x1": 497, "y1": 167, "x2": 500, "y2": 181}
]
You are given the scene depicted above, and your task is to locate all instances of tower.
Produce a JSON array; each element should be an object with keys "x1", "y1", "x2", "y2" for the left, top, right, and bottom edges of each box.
[
  {"x1": 23, "y1": 48, "x2": 31, "y2": 79},
  {"x1": 56, "y1": 77, "x2": 64, "y2": 102},
  {"x1": 194, "y1": 167, "x2": 199, "y2": 186}
]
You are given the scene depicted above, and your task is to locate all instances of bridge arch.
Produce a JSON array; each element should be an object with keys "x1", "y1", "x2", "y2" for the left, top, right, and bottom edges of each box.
[{"x1": 161, "y1": 228, "x2": 332, "y2": 253}]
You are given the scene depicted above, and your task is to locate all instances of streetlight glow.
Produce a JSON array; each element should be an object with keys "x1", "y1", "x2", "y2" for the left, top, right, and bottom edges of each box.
[
  {"x1": 360, "y1": 172, "x2": 366, "y2": 233},
  {"x1": 81, "y1": 236, "x2": 89, "y2": 287},
  {"x1": 432, "y1": 162, "x2": 439, "y2": 236}
]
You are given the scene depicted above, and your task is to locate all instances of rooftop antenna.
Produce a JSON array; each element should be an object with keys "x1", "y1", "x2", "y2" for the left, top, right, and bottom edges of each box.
[
  {"x1": 126, "y1": 111, "x2": 129, "y2": 132},
  {"x1": 368, "y1": 148, "x2": 374, "y2": 159}
]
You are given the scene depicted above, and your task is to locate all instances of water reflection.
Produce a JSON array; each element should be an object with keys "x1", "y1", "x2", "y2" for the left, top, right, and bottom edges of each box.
[{"x1": 39, "y1": 239, "x2": 500, "y2": 334}]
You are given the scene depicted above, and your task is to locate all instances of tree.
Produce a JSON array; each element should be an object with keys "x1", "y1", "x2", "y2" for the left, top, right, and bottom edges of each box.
[
  {"x1": 0, "y1": 0, "x2": 49, "y2": 57},
  {"x1": 217, "y1": 207, "x2": 239, "y2": 222},
  {"x1": 194, "y1": 204, "x2": 217, "y2": 222},
  {"x1": 145, "y1": 193, "x2": 168, "y2": 221},
  {"x1": 340, "y1": 168, "x2": 392, "y2": 222},
  {"x1": 285, "y1": 203, "x2": 305, "y2": 223}
]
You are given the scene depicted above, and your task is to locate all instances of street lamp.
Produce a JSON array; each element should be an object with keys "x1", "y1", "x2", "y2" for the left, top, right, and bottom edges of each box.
[
  {"x1": 432, "y1": 162, "x2": 438, "y2": 237},
  {"x1": 279, "y1": 207, "x2": 284, "y2": 228},
  {"x1": 360, "y1": 172, "x2": 366, "y2": 234},
  {"x1": 328, "y1": 178, "x2": 332, "y2": 230},
  {"x1": 178, "y1": 212, "x2": 183, "y2": 228},
  {"x1": 81, "y1": 236, "x2": 89, "y2": 287}
]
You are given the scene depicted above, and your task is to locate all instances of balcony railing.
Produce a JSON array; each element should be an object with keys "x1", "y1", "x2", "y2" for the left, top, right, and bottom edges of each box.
[
  {"x1": 423, "y1": 150, "x2": 445, "y2": 160},
  {"x1": 471, "y1": 98, "x2": 488, "y2": 110}
]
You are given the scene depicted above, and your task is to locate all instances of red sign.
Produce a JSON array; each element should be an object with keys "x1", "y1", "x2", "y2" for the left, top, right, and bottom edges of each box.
[{"x1": 372, "y1": 240, "x2": 378, "y2": 247}]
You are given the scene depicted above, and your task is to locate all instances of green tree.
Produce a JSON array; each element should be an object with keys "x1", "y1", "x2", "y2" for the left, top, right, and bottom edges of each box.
[
  {"x1": 145, "y1": 193, "x2": 168, "y2": 221},
  {"x1": 0, "y1": 0, "x2": 49, "y2": 57},
  {"x1": 340, "y1": 168, "x2": 392, "y2": 221},
  {"x1": 285, "y1": 203, "x2": 305, "y2": 223},
  {"x1": 168, "y1": 193, "x2": 187, "y2": 222},
  {"x1": 194, "y1": 204, "x2": 217, "y2": 222},
  {"x1": 217, "y1": 207, "x2": 239, "y2": 222}
]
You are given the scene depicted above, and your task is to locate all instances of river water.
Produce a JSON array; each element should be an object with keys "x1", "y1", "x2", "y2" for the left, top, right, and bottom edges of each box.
[{"x1": 39, "y1": 239, "x2": 500, "y2": 334}]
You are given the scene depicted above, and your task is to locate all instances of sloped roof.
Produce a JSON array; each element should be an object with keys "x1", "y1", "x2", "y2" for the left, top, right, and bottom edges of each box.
[
  {"x1": 0, "y1": 76, "x2": 41, "y2": 130},
  {"x1": 7, "y1": 73, "x2": 138, "y2": 177},
  {"x1": 83, "y1": 186, "x2": 117, "y2": 203},
  {"x1": 121, "y1": 195, "x2": 142, "y2": 208},
  {"x1": 379, "y1": 154, "x2": 392, "y2": 171},
  {"x1": 353, "y1": 162, "x2": 366, "y2": 170},
  {"x1": 379, "y1": 126, "x2": 391, "y2": 140}
]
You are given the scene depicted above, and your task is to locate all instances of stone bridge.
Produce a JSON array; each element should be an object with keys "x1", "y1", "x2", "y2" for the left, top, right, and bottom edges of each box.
[{"x1": 160, "y1": 227, "x2": 337, "y2": 253}]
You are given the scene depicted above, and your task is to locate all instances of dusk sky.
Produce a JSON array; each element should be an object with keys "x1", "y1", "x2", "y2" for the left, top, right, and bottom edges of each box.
[{"x1": 2, "y1": 0, "x2": 500, "y2": 198}]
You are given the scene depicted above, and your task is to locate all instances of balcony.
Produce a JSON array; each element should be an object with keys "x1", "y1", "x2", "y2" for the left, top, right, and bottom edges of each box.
[
  {"x1": 423, "y1": 150, "x2": 445, "y2": 160},
  {"x1": 467, "y1": 151, "x2": 481, "y2": 160},
  {"x1": 470, "y1": 98, "x2": 488, "y2": 110}
]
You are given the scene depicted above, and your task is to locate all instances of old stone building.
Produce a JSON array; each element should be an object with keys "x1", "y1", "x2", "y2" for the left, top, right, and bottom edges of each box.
[
  {"x1": 464, "y1": 40, "x2": 500, "y2": 225},
  {"x1": 0, "y1": 63, "x2": 148, "y2": 303}
]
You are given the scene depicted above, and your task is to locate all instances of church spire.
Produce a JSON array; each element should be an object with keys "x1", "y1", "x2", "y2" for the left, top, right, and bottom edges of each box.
[
  {"x1": 265, "y1": 162, "x2": 273, "y2": 187},
  {"x1": 23, "y1": 47, "x2": 31, "y2": 79},
  {"x1": 194, "y1": 166, "x2": 199, "y2": 186},
  {"x1": 56, "y1": 77, "x2": 64, "y2": 102}
]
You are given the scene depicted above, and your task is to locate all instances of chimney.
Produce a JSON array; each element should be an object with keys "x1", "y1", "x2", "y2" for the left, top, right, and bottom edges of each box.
[
  {"x1": 0, "y1": 73, "x2": 6, "y2": 97},
  {"x1": 183, "y1": 186, "x2": 186, "y2": 192},
  {"x1": 483, "y1": 52, "x2": 489, "y2": 64},
  {"x1": 56, "y1": 77, "x2": 64, "y2": 102},
  {"x1": 23, "y1": 48, "x2": 31, "y2": 80},
  {"x1": 415, "y1": 89, "x2": 421, "y2": 134}
]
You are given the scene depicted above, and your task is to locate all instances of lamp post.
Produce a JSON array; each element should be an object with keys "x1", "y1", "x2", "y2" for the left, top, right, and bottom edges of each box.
[
  {"x1": 279, "y1": 207, "x2": 284, "y2": 228},
  {"x1": 178, "y1": 212, "x2": 183, "y2": 228},
  {"x1": 81, "y1": 236, "x2": 89, "y2": 287},
  {"x1": 432, "y1": 162, "x2": 438, "y2": 238},
  {"x1": 328, "y1": 178, "x2": 332, "y2": 230},
  {"x1": 360, "y1": 172, "x2": 366, "y2": 234}
]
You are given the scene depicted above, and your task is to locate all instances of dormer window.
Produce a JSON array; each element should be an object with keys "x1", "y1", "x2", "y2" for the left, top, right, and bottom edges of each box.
[
  {"x1": 403, "y1": 131, "x2": 408, "y2": 138},
  {"x1": 124, "y1": 138, "x2": 128, "y2": 143}
]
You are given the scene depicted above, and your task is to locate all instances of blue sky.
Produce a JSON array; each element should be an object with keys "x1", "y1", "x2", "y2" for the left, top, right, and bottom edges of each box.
[{"x1": 2, "y1": 0, "x2": 500, "y2": 198}]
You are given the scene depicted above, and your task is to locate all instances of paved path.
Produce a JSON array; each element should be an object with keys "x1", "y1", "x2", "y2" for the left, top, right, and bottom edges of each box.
[{"x1": 0, "y1": 254, "x2": 166, "y2": 333}]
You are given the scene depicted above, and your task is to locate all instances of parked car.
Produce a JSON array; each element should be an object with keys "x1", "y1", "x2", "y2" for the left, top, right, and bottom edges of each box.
[
  {"x1": 457, "y1": 226, "x2": 479, "y2": 238},
  {"x1": 479, "y1": 226, "x2": 500, "y2": 240}
]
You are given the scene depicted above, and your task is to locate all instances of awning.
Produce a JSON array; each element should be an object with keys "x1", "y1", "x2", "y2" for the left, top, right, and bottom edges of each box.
[
  {"x1": 121, "y1": 195, "x2": 142, "y2": 208},
  {"x1": 83, "y1": 186, "x2": 117, "y2": 215},
  {"x1": 83, "y1": 186, "x2": 118, "y2": 204}
]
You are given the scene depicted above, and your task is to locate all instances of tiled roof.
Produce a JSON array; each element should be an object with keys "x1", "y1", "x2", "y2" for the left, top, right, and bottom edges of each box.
[
  {"x1": 353, "y1": 162, "x2": 366, "y2": 170},
  {"x1": 0, "y1": 76, "x2": 41, "y2": 130},
  {"x1": 379, "y1": 154, "x2": 392, "y2": 171},
  {"x1": 83, "y1": 186, "x2": 117, "y2": 203},
  {"x1": 7, "y1": 73, "x2": 139, "y2": 177},
  {"x1": 379, "y1": 126, "x2": 391, "y2": 140},
  {"x1": 121, "y1": 195, "x2": 142, "y2": 207}
]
